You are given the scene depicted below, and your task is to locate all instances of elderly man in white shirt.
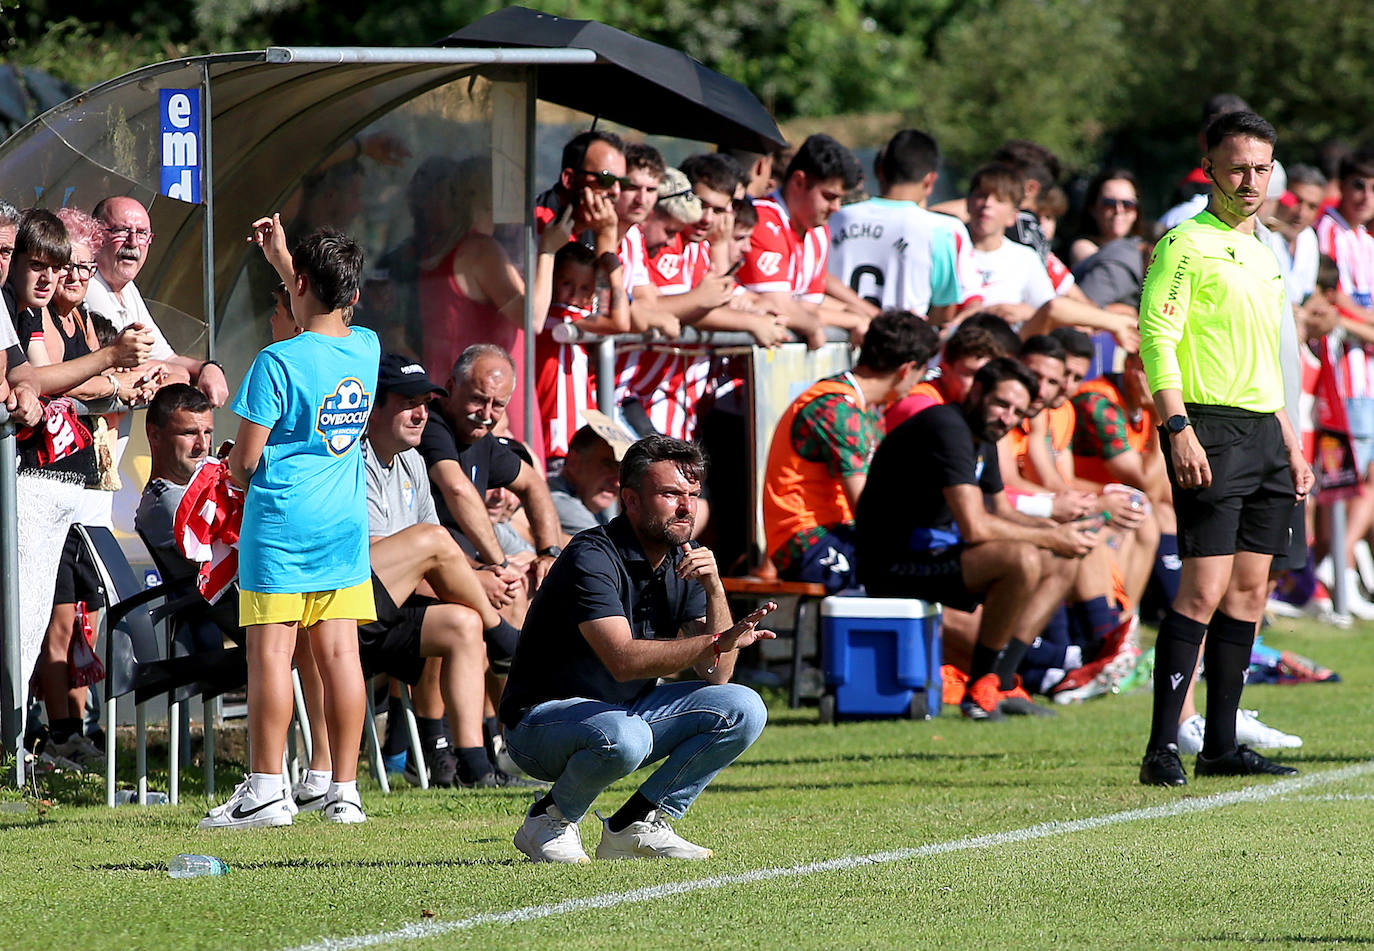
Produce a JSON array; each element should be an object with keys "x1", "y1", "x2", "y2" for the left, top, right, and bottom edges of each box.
[{"x1": 83, "y1": 196, "x2": 229, "y2": 406}]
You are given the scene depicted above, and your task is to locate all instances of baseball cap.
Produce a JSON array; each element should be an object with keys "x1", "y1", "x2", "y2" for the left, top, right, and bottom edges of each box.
[
  {"x1": 657, "y1": 167, "x2": 704, "y2": 225},
  {"x1": 580, "y1": 409, "x2": 637, "y2": 461},
  {"x1": 377, "y1": 352, "x2": 447, "y2": 398}
]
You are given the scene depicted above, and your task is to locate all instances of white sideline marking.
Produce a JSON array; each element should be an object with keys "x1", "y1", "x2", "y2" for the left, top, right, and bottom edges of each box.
[{"x1": 280, "y1": 761, "x2": 1374, "y2": 951}]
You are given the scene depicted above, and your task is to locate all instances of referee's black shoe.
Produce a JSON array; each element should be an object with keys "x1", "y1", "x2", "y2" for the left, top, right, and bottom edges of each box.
[
  {"x1": 1139, "y1": 743, "x2": 1188, "y2": 786},
  {"x1": 1195, "y1": 744, "x2": 1298, "y2": 778}
]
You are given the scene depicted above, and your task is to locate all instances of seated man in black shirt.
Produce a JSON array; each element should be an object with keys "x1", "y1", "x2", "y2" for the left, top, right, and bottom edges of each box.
[
  {"x1": 500, "y1": 436, "x2": 774, "y2": 864},
  {"x1": 857, "y1": 357, "x2": 1100, "y2": 720},
  {"x1": 419, "y1": 343, "x2": 565, "y2": 614}
]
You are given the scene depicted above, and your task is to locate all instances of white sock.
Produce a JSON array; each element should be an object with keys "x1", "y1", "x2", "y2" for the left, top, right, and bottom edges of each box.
[
  {"x1": 303, "y1": 769, "x2": 332, "y2": 792},
  {"x1": 328, "y1": 779, "x2": 358, "y2": 803},
  {"x1": 1065, "y1": 645, "x2": 1083, "y2": 669},
  {"x1": 247, "y1": 772, "x2": 284, "y2": 799}
]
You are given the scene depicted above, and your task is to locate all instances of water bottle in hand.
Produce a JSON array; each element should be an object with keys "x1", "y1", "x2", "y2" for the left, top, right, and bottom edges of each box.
[{"x1": 168, "y1": 854, "x2": 229, "y2": 878}]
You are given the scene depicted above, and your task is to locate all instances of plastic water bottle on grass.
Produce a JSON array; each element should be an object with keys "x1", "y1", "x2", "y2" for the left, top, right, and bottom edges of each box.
[{"x1": 168, "y1": 854, "x2": 229, "y2": 878}]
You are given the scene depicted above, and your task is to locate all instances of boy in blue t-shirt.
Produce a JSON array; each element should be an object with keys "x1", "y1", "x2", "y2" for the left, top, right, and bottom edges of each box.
[{"x1": 200, "y1": 216, "x2": 380, "y2": 829}]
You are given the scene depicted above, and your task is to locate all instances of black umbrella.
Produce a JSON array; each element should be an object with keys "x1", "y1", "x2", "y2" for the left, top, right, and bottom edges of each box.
[{"x1": 439, "y1": 6, "x2": 786, "y2": 154}]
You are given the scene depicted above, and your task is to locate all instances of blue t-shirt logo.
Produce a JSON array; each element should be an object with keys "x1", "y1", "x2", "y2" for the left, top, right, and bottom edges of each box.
[{"x1": 317, "y1": 377, "x2": 372, "y2": 455}]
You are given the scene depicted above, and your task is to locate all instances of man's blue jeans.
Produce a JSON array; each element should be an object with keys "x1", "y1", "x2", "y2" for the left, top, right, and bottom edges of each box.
[{"x1": 504, "y1": 681, "x2": 767, "y2": 822}]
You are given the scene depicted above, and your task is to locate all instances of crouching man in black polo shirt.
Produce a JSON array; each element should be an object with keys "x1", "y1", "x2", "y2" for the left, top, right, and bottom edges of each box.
[{"x1": 500, "y1": 436, "x2": 774, "y2": 864}]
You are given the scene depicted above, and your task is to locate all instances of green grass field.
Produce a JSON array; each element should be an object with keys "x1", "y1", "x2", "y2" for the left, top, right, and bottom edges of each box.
[{"x1": 4, "y1": 614, "x2": 1372, "y2": 951}]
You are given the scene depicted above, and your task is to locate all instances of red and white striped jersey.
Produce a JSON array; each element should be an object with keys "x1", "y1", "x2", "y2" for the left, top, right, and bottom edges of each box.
[
  {"x1": 738, "y1": 191, "x2": 829, "y2": 303},
  {"x1": 618, "y1": 225, "x2": 652, "y2": 294},
  {"x1": 535, "y1": 302, "x2": 597, "y2": 460},
  {"x1": 1317, "y1": 207, "x2": 1374, "y2": 309}
]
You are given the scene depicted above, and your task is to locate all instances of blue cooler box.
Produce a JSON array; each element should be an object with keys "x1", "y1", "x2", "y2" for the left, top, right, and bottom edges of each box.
[{"x1": 820, "y1": 596, "x2": 942, "y2": 721}]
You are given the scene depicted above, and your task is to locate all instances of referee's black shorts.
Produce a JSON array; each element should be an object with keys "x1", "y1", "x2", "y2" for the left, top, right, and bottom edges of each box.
[{"x1": 1163, "y1": 404, "x2": 1295, "y2": 559}]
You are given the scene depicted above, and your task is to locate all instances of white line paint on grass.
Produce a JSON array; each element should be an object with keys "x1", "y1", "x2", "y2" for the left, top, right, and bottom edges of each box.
[{"x1": 280, "y1": 761, "x2": 1374, "y2": 951}]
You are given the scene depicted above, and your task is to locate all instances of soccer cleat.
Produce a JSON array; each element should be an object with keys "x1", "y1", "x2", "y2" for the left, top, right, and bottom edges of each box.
[
  {"x1": 1235, "y1": 709, "x2": 1303, "y2": 749},
  {"x1": 199, "y1": 779, "x2": 294, "y2": 830},
  {"x1": 960, "y1": 673, "x2": 1006, "y2": 721},
  {"x1": 291, "y1": 781, "x2": 329, "y2": 814},
  {"x1": 1195, "y1": 744, "x2": 1298, "y2": 778},
  {"x1": 1176, "y1": 714, "x2": 1206, "y2": 756},
  {"x1": 322, "y1": 795, "x2": 367, "y2": 824},
  {"x1": 514, "y1": 802, "x2": 590, "y2": 864},
  {"x1": 1139, "y1": 743, "x2": 1188, "y2": 786},
  {"x1": 998, "y1": 677, "x2": 1056, "y2": 717},
  {"x1": 594, "y1": 810, "x2": 713, "y2": 860}
]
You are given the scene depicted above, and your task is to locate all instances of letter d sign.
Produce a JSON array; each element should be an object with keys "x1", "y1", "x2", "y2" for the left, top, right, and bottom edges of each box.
[{"x1": 160, "y1": 89, "x2": 202, "y2": 204}]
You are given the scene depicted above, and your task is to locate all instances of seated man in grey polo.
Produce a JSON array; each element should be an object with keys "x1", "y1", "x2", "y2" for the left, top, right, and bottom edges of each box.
[
  {"x1": 548, "y1": 410, "x2": 634, "y2": 535},
  {"x1": 500, "y1": 435, "x2": 775, "y2": 864},
  {"x1": 134, "y1": 383, "x2": 240, "y2": 638}
]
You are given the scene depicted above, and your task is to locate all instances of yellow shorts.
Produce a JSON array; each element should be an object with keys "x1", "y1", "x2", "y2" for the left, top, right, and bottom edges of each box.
[{"x1": 240, "y1": 579, "x2": 377, "y2": 628}]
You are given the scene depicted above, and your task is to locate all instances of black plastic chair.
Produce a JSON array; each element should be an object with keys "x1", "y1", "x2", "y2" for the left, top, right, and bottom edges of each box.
[{"x1": 78, "y1": 525, "x2": 246, "y2": 806}]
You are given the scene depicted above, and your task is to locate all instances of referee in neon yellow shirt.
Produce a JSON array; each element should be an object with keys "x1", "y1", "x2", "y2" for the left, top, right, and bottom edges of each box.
[{"x1": 1137, "y1": 111, "x2": 1314, "y2": 786}]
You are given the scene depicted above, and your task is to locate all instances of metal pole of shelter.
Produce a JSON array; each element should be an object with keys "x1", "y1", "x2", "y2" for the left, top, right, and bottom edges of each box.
[
  {"x1": 202, "y1": 62, "x2": 217, "y2": 362},
  {"x1": 522, "y1": 65, "x2": 537, "y2": 446},
  {"x1": 0, "y1": 411, "x2": 21, "y2": 786}
]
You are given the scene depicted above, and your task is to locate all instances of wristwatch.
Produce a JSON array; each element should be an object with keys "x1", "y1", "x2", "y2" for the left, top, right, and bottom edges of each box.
[
  {"x1": 537, "y1": 545, "x2": 563, "y2": 559},
  {"x1": 1165, "y1": 414, "x2": 1191, "y2": 435}
]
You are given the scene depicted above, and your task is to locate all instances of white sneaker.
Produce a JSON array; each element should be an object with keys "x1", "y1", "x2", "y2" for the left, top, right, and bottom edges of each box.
[
  {"x1": 292, "y1": 781, "x2": 329, "y2": 814},
  {"x1": 322, "y1": 796, "x2": 367, "y2": 824},
  {"x1": 1236, "y1": 709, "x2": 1303, "y2": 749},
  {"x1": 1317, "y1": 559, "x2": 1374, "y2": 620},
  {"x1": 1177, "y1": 714, "x2": 1206, "y2": 756},
  {"x1": 199, "y1": 779, "x2": 293, "y2": 830},
  {"x1": 45, "y1": 734, "x2": 103, "y2": 772},
  {"x1": 595, "y1": 810, "x2": 713, "y2": 861},
  {"x1": 514, "y1": 802, "x2": 590, "y2": 864}
]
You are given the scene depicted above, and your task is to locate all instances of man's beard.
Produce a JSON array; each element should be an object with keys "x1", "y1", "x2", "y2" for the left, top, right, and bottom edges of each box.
[
  {"x1": 965, "y1": 400, "x2": 1006, "y2": 443},
  {"x1": 641, "y1": 511, "x2": 694, "y2": 546}
]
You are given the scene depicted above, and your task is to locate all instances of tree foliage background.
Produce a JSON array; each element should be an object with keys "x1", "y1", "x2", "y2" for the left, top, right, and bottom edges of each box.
[{"x1": 5, "y1": 0, "x2": 1374, "y2": 205}]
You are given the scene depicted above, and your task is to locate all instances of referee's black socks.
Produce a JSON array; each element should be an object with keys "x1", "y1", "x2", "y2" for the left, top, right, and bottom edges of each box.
[
  {"x1": 1201, "y1": 610, "x2": 1258, "y2": 758},
  {"x1": 1147, "y1": 609, "x2": 1207, "y2": 751}
]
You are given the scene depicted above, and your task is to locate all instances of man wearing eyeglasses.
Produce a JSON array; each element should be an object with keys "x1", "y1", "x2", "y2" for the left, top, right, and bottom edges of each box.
[
  {"x1": 84, "y1": 196, "x2": 229, "y2": 407},
  {"x1": 535, "y1": 131, "x2": 627, "y2": 239}
]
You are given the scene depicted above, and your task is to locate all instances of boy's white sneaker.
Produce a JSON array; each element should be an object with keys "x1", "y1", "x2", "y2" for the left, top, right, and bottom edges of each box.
[
  {"x1": 323, "y1": 795, "x2": 367, "y2": 824},
  {"x1": 595, "y1": 810, "x2": 712, "y2": 860},
  {"x1": 292, "y1": 780, "x2": 329, "y2": 814},
  {"x1": 199, "y1": 779, "x2": 293, "y2": 830}
]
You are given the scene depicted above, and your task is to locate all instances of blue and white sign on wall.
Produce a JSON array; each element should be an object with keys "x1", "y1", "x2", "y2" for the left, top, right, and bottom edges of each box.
[{"x1": 159, "y1": 88, "x2": 202, "y2": 204}]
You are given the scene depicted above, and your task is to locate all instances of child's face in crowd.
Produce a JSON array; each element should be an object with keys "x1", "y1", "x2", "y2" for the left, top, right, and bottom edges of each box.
[
  {"x1": 554, "y1": 261, "x2": 597, "y2": 311},
  {"x1": 10, "y1": 251, "x2": 61, "y2": 309},
  {"x1": 727, "y1": 224, "x2": 754, "y2": 266},
  {"x1": 791, "y1": 173, "x2": 846, "y2": 232},
  {"x1": 1338, "y1": 174, "x2": 1374, "y2": 226},
  {"x1": 967, "y1": 188, "x2": 1017, "y2": 240}
]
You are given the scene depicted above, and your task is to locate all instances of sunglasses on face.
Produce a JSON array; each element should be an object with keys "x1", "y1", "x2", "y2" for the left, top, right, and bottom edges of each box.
[
  {"x1": 580, "y1": 169, "x2": 630, "y2": 189},
  {"x1": 1097, "y1": 197, "x2": 1138, "y2": 211}
]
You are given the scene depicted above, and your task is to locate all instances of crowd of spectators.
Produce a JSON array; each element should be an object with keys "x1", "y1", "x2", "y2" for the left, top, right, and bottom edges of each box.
[{"x1": 9, "y1": 86, "x2": 1358, "y2": 822}]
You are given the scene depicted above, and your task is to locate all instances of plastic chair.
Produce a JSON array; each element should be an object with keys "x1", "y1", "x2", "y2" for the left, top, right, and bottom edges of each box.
[{"x1": 79, "y1": 524, "x2": 248, "y2": 807}]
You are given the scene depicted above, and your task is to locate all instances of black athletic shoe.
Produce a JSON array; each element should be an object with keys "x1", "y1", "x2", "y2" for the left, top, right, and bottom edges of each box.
[
  {"x1": 1195, "y1": 744, "x2": 1298, "y2": 778},
  {"x1": 1139, "y1": 743, "x2": 1188, "y2": 786},
  {"x1": 406, "y1": 737, "x2": 459, "y2": 788},
  {"x1": 463, "y1": 769, "x2": 547, "y2": 789}
]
